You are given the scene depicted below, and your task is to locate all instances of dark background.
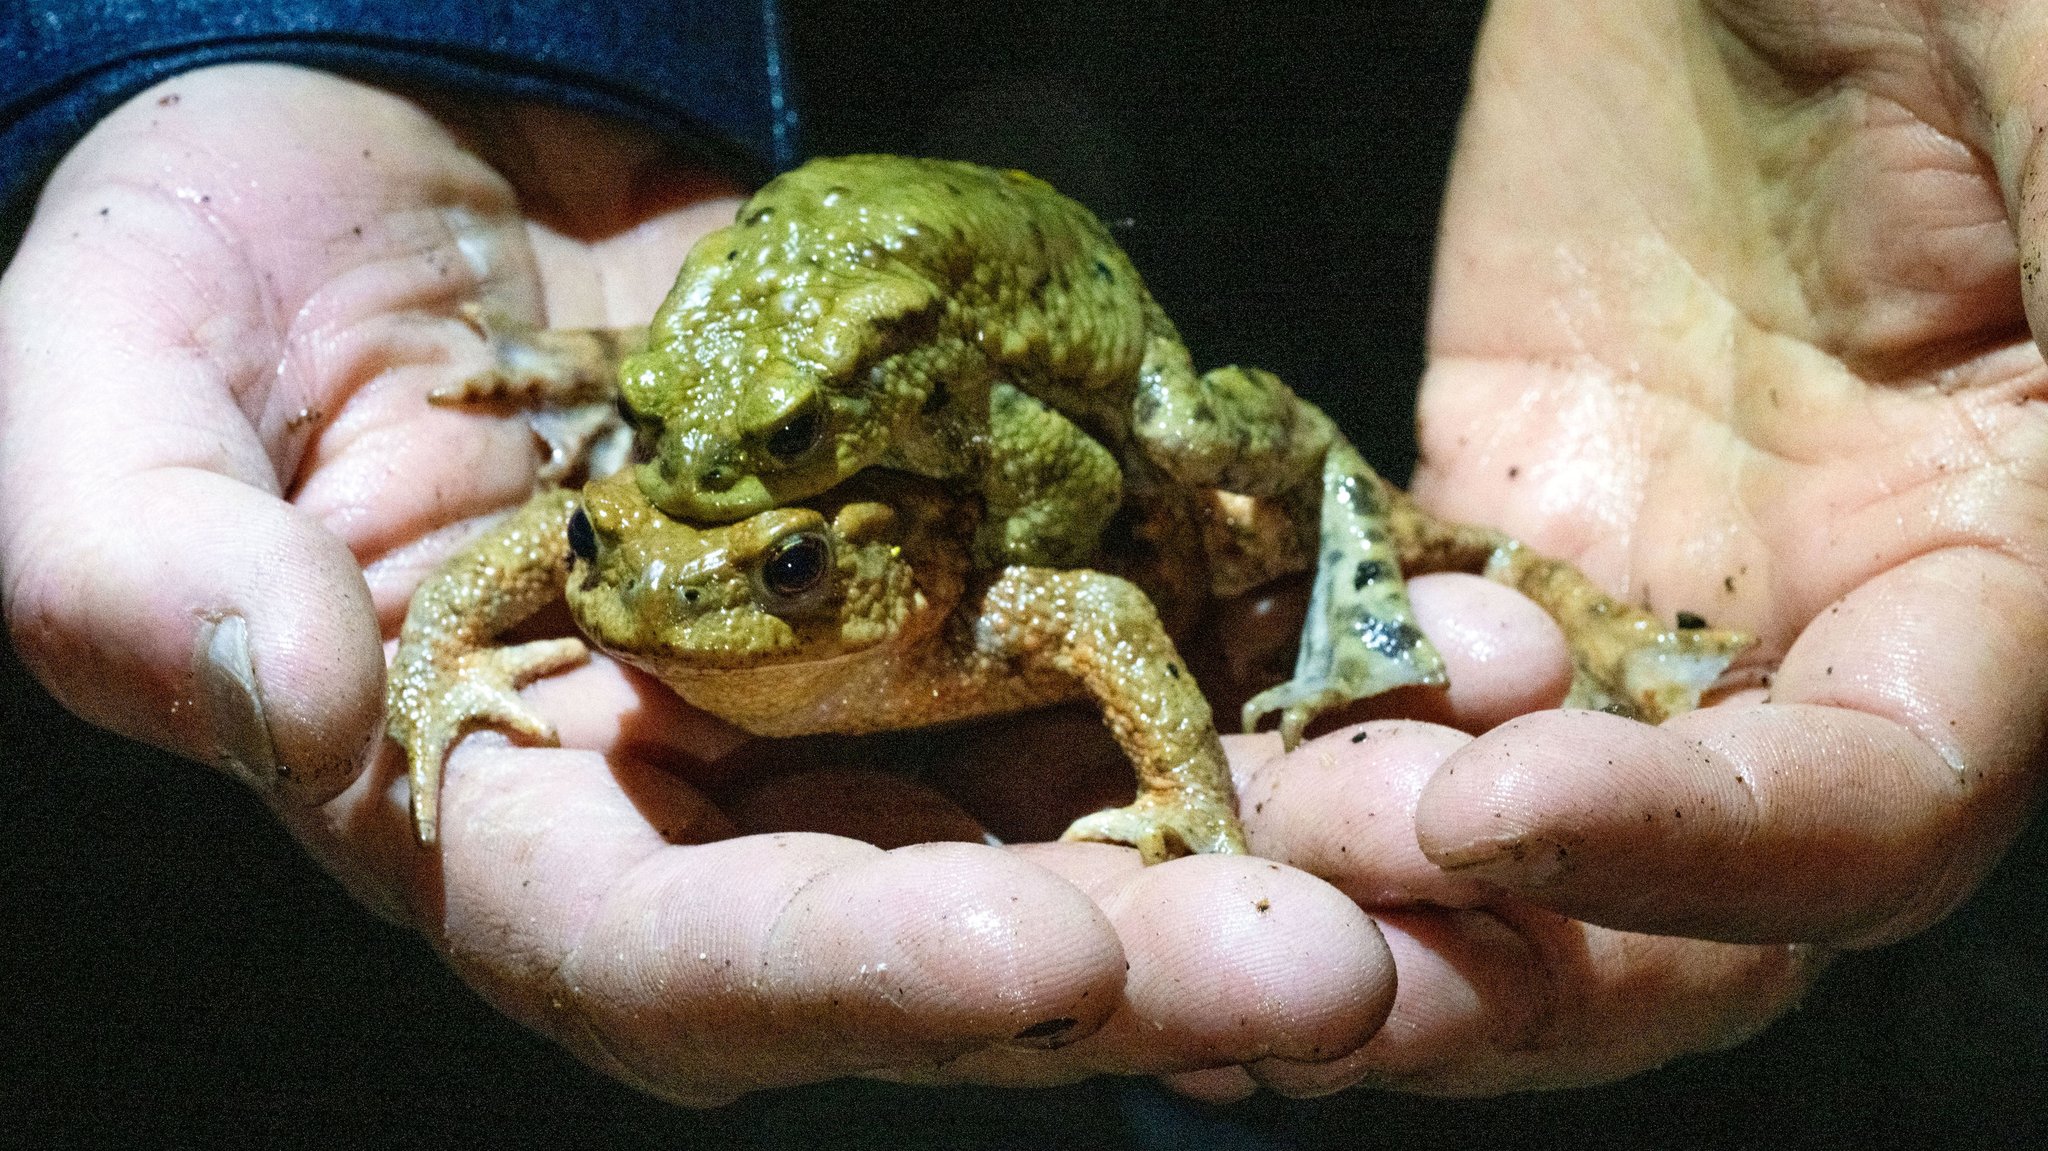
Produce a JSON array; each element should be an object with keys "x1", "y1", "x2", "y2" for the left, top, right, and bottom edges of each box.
[{"x1": 7, "y1": 1, "x2": 2046, "y2": 1146}]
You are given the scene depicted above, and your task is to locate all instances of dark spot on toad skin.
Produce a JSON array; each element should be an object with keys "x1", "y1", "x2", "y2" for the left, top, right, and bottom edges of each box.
[
  {"x1": 1354, "y1": 616, "x2": 1427, "y2": 658},
  {"x1": 1352, "y1": 560, "x2": 1386, "y2": 590},
  {"x1": 1676, "y1": 611, "x2": 1707, "y2": 629}
]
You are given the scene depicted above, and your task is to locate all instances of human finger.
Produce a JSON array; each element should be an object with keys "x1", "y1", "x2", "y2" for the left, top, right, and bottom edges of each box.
[
  {"x1": 1415, "y1": 548, "x2": 2048, "y2": 947},
  {"x1": 1238, "y1": 723, "x2": 1819, "y2": 1095},
  {"x1": 289, "y1": 725, "x2": 1133, "y2": 1105},
  {"x1": 0, "y1": 66, "x2": 549, "y2": 804},
  {"x1": 1377, "y1": 571, "x2": 1572, "y2": 733},
  {"x1": 919, "y1": 844, "x2": 1397, "y2": 1088}
]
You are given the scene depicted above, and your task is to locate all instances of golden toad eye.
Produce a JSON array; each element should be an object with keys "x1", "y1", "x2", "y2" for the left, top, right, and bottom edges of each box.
[
  {"x1": 764, "y1": 404, "x2": 823, "y2": 462},
  {"x1": 760, "y1": 531, "x2": 830, "y2": 599}
]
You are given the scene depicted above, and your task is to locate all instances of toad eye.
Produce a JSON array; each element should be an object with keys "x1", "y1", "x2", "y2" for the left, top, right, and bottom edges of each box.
[
  {"x1": 760, "y1": 531, "x2": 831, "y2": 600},
  {"x1": 763, "y1": 404, "x2": 823, "y2": 462},
  {"x1": 567, "y1": 507, "x2": 598, "y2": 564}
]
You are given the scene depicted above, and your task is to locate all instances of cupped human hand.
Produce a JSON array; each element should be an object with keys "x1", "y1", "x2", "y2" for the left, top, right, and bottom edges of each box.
[
  {"x1": 1223, "y1": 0, "x2": 2048, "y2": 1095},
  {"x1": 0, "y1": 64, "x2": 1401, "y2": 1105},
  {"x1": 1089, "y1": 575, "x2": 1817, "y2": 1102}
]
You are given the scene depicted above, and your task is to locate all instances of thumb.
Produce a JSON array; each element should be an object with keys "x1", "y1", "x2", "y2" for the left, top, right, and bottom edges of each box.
[{"x1": 0, "y1": 93, "x2": 387, "y2": 807}]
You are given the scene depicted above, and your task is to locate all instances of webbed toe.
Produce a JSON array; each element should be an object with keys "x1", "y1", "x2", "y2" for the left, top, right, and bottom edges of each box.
[
  {"x1": 389, "y1": 637, "x2": 588, "y2": 845},
  {"x1": 1059, "y1": 794, "x2": 1249, "y2": 864}
]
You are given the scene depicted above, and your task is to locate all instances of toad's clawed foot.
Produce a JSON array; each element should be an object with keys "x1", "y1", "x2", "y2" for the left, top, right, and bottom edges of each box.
[
  {"x1": 388, "y1": 637, "x2": 588, "y2": 845},
  {"x1": 1060, "y1": 794, "x2": 1248, "y2": 864},
  {"x1": 1241, "y1": 646, "x2": 1447, "y2": 751},
  {"x1": 1241, "y1": 435, "x2": 1449, "y2": 749},
  {"x1": 435, "y1": 303, "x2": 643, "y2": 483},
  {"x1": 1486, "y1": 547, "x2": 1753, "y2": 724},
  {"x1": 1560, "y1": 614, "x2": 1753, "y2": 723}
]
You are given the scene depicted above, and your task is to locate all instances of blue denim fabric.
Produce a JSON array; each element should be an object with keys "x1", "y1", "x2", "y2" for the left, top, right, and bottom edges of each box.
[{"x1": 0, "y1": 0, "x2": 798, "y2": 249}]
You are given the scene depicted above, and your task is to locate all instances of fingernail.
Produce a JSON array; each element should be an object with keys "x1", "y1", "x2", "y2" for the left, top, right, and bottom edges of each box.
[
  {"x1": 443, "y1": 205, "x2": 499, "y2": 280},
  {"x1": 194, "y1": 612, "x2": 284, "y2": 794},
  {"x1": 1429, "y1": 833, "x2": 1572, "y2": 887}
]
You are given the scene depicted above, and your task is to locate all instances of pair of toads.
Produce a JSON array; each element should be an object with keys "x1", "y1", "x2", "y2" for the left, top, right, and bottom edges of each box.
[{"x1": 387, "y1": 155, "x2": 1751, "y2": 863}]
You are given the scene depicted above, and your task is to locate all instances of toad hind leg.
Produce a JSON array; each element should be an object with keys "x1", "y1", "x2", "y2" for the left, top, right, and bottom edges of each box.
[
  {"x1": 1380, "y1": 488, "x2": 1755, "y2": 724},
  {"x1": 1239, "y1": 435, "x2": 1447, "y2": 747},
  {"x1": 1480, "y1": 543, "x2": 1754, "y2": 722},
  {"x1": 1231, "y1": 439, "x2": 1754, "y2": 744},
  {"x1": 437, "y1": 303, "x2": 649, "y2": 483},
  {"x1": 976, "y1": 567, "x2": 1247, "y2": 863},
  {"x1": 1127, "y1": 342, "x2": 1450, "y2": 746}
]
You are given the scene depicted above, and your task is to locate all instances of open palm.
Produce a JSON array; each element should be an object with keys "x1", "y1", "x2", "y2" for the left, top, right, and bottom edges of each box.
[{"x1": 1227, "y1": 0, "x2": 2048, "y2": 1094}]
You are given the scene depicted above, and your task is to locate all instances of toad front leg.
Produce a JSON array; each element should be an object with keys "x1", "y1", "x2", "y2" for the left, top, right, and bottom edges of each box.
[
  {"x1": 386, "y1": 489, "x2": 587, "y2": 844},
  {"x1": 974, "y1": 567, "x2": 1248, "y2": 863},
  {"x1": 947, "y1": 382, "x2": 1125, "y2": 569}
]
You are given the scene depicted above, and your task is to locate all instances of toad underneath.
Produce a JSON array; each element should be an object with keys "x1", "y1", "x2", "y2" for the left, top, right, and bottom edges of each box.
[{"x1": 387, "y1": 155, "x2": 1751, "y2": 860}]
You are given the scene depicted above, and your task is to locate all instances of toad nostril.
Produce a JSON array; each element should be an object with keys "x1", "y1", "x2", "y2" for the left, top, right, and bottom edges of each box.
[
  {"x1": 701, "y1": 466, "x2": 733, "y2": 491},
  {"x1": 566, "y1": 507, "x2": 598, "y2": 563}
]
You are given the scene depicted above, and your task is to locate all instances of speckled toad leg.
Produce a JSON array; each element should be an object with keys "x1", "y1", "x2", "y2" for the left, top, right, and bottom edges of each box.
[
  {"x1": 1381, "y1": 498, "x2": 1756, "y2": 723},
  {"x1": 1233, "y1": 455, "x2": 1753, "y2": 743},
  {"x1": 1126, "y1": 334, "x2": 1450, "y2": 745},
  {"x1": 975, "y1": 566, "x2": 1248, "y2": 863},
  {"x1": 1238, "y1": 434, "x2": 1448, "y2": 746},
  {"x1": 386, "y1": 489, "x2": 587, "y2": 845}
]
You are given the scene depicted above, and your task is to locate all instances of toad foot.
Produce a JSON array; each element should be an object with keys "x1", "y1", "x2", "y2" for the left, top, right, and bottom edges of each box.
[
  {"x1": 390, "y1": 637, "x2": 587, "y2": 845},
  {"x1": 1060, "y1": 794, "x2": 1249, "y2": 864}
]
